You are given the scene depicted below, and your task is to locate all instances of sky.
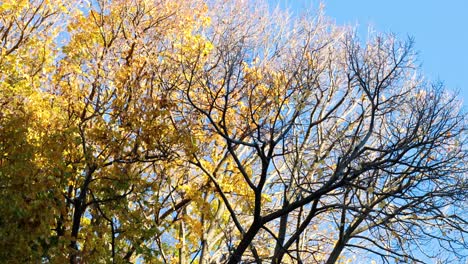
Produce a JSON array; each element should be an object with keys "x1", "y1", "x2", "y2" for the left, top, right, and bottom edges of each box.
[{"x1": 273, "y1": 0, "x2": 468, "y2": 107}]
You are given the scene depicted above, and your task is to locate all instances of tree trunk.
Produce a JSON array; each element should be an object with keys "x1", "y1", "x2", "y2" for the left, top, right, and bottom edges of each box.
[
  {"x1": 325, "y1": 240, "x2": 345, "y2": 264},
  {"x1": 228, "y1": 221, "x2": 262, "y2": 264}
]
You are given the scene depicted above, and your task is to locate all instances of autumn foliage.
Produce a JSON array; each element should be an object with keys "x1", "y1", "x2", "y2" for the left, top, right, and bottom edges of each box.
[{"x1": 0, "y1": 0, "x2": 467, "y2": 263}]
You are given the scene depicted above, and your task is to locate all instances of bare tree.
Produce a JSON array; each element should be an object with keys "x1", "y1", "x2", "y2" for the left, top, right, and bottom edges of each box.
[{"x1": 178, "y1": 1, "x2": 468, "y2": 263}]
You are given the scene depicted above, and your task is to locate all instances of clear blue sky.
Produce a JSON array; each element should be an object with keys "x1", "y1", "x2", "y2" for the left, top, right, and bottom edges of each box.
[{"x1": 273, "y1": 0, "x2": 468, "y2": 106}]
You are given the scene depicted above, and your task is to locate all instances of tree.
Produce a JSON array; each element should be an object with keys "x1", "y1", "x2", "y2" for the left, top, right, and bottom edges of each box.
[
  {"x1": 178, "y1": 1, "x2": 468, "y2": 263},
  {"x1": 0, "y1": 0, "x2": 70, "y2": 261},
  {"x1": 1, "y1": 0, "x2": 209, "y2": 262},
  {"x1": 54, "y1": 0, "x2": 209, "y2": 262},
  {"x1": 0, "y1": 0, "x2": 466, "y2": 263}
]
